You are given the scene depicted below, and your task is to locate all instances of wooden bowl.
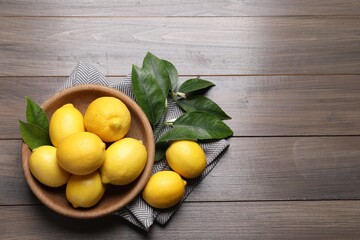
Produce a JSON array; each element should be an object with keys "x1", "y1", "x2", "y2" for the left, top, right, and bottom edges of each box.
[{"x1": 21, "y1": 84, "x2": 154, "y2": 219}]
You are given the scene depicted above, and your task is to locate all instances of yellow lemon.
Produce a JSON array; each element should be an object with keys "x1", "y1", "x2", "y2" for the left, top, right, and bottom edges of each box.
[
  {"x1": 165, "y1": 140, "x2": 206, "y2": 179},
  {"x1": 142, "y1": 171, "x2": 186, "y2": 209},
  {"x1": 66, "y1": 171, "x2": 105, "y2": 208},
  {"x1": 100, "y1": 137, "x2": 147, "y2": 185},
  {"x1": 57, "y1": 132, "x2": 105, "y2": 175},
  {"x1": 49, "y1": 103, "x2": 85, "y2": 147},
  {"x1": 84, "y1": 96, "x2": 131, "y2": 142},
  {"x1": 29, "y1": 145, "x2": 70, "y2": 187}
]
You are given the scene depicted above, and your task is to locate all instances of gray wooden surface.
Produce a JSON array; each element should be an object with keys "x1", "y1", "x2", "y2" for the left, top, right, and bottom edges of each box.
[{"x1": 1, "y1": 1, "x2": 360, "y2": 239}]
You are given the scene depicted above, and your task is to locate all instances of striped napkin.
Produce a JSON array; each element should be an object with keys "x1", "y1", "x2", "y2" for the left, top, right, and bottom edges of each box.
[{"x1": 63, "y1": 63, "x2": 230, "y2": 230}]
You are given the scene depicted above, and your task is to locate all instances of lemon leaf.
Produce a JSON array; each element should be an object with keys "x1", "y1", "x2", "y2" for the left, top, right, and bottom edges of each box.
[
  {"x1": 174, "y1": 112, "x2": 233, "y2": 139},
  {"x1": 142, "y1": 52, "x2": 171, "y2": 98},
  {"x1": 177, "y1": 96, "x2": 231, "y2": 120},
  {"x1": 157, "y1": 112, "x2": 233, "y2": 143},
  {"x1": 178, "y1": 78, "x2": 215, "y2": 95},
  {"x1": 162, "y1": 59, "x2": 178, "y2": 92},
  {"x1": 156, "y1": 126, "x2": 198, "y2": 143},
  {"x1": 26, "y1": 97, "x2": 49, "y2": 131},
  {"x1": 19, "y1": 120, "x2": 51, "y2": 150},
  {"x1": 155, "y1": 142, "x2": 167, "y2": 162},
  {"x1": 131, "y1": 64, "x2": 166, "y2": 128}
]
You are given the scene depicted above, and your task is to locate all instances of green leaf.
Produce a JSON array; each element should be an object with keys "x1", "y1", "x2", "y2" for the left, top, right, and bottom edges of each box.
[
  {"x1": 142, "y1": 52, "x2": 171, "y2": 98},
  {"x1": 178, "y1": 78, "x2": 215, "y2": 94},
  {"x1": 174, "y1": 112, "x2": 233, "y2": 139},
  {"x1": 157, "y1": 112, "x2": 233, "y2": 143},
  {"x1": 131, "y1": 65, "x2": 166, "y2": 128},
  {"x1": 26, "y1": 97, "x2": 49, "y2": 130},
  {"x1": 19, "y1": 120, "x2": 51, "y2": 150},
  {"x1": 162, "y1": 59, "x2": 178, "y2": 92},
  {"x1": 155, "y1": 142, "x2": 168, "y2": 162},
  {"x1": 177, "y1": 95, "x2": 231, "y2": 120},
  {"x1": 156, "y1": 126, "x2": 199, "y2": 143}
]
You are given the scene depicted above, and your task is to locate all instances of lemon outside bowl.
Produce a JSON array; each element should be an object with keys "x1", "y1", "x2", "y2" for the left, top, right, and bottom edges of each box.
[{"x1": 21, "y1": 84, "x2": 155, "y2": 219}]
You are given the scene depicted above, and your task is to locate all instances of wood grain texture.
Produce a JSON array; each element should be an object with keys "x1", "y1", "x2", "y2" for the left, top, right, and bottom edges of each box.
[
  {"x1": 4, "y1": 137, "x2": 360, "y2": 205},
  {"x1": 192, "y1": 136, "x2": 360, "y2": 201},
  {"x1": 3, "y1": 75, "x2": 360, "y2": 139},
  {"x1": 0, "y1": 17, "x2": 359, "y2": 76},
  {"x1": 0, "y1": 0, "x2": 359, "y2": 16},
  {"x1": 2, "y1": 201, "x2": 360, "y2": 239},
  {"x1": 205, "y1": 75, "x2": 360, "y2": 136},
  {"x1": 2, "y1": 1, "x2": 360, "y2": 238}
]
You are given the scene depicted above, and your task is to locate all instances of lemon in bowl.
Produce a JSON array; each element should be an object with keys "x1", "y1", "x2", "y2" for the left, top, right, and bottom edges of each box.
[{"x1": 84, "y1": 96, "x2": 131, "y2": 142}]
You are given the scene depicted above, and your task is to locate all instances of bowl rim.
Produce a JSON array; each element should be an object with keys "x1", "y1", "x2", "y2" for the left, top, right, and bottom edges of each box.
[{"x1": 21, "y1": 84, "x2": 155, "y2": 219}]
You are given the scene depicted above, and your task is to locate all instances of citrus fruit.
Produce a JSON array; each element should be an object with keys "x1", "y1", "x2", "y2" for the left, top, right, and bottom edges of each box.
[
  {"x1": 57, "y1": 132, "x2": 105, "y2": 175},
  {"x1": 100, "y1": 137, "x2": 147, "y2": 185},
  {"x1": 142, "y1": 171, "x2": 186, "y2": 209},
  {"x1": 83, "y1": 96, "x2": 131, "y2": 142},
  {"x1": 165, "y1": 140, "x2": 206, "y2": 179},
  {"x1": 28, "y1": 145, "x2": 70, "y2": 187},
  {"x1": 49, "y1": 103, "x2": 85, "y2": 147},
  {"x1": 66, "y1": 171, "x2": 105, "y2": 208}
]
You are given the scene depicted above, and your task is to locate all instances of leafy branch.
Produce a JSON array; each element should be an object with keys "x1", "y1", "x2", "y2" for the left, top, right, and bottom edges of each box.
[{"x1": 131, "y1": 52, "x2": 233, "y2": 161}]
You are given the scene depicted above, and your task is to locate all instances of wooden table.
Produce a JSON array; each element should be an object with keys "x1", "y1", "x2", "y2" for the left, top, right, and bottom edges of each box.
[{"x1": 2, "y1": 1, "x2": 360, "y2": 239}]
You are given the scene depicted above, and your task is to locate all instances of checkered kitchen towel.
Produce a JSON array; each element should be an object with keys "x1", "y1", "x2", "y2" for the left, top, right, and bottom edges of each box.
[{"x1": 63, "y1": 63, "x2": 230, "y2": 230}]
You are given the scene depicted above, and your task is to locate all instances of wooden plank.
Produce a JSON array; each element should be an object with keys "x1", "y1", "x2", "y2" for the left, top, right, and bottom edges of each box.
[
  {"x1": 0, "y1": 139, "x2": 38, "y2": 205},
  {"x1": 2, "y1": 201, "x2": 360, "y2": 239},
  {"x1": 4, "y1": 137, "x2": 360, "y2": 204},
  {"x1": 0, "y1": 0, "x2": 359, "y2": 17},
  {"x1": 0, "y1": 17, "x2": 359, "y2": 76},
  {"x1": 3, "y1": 75, "x2": 360, "y2": 139},
  {"x1": 190, "y1": 136, "x2": 360, "y2": 201},
  {"x1": 205, "y1": 75, "x2": 360, "y2": 136}
]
